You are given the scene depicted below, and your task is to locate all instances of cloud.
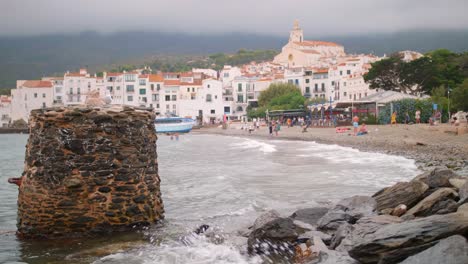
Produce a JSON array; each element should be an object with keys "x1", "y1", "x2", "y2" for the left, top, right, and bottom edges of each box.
[{"x1": 2, "y1": 0, "x2": 468, "y2": 36}]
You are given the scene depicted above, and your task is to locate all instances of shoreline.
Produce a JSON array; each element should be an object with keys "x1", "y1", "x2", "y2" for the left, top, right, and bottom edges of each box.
[{"x1": 195, "y1": 124, "x2": 468, "y2": 173}]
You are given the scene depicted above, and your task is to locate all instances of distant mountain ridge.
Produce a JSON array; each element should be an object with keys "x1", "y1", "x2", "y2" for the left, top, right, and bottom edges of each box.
[{"x1": 0, "y1": 29, "x2": 467, "y2": 89}]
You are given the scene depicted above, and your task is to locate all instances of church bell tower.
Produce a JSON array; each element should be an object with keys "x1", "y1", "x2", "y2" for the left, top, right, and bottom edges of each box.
[{"x1": 289, "y1": 19, "x2": 303, "y2": 43}]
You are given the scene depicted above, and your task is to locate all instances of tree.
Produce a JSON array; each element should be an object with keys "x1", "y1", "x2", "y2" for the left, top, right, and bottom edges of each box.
[
  {"x1": 364, "y1": 56, "x2": 404, "y2": 92},
  {"x1": 257, "y1": 83, "x2": 302, "y2": 107},
  {"x1": 451, "y1": 79, "x2": 468, "y2": 111}
]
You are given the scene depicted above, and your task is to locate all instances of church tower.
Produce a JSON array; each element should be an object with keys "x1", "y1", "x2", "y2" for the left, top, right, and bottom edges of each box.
[{"x1": 289, "y1": 19, "x2": 303, "y2": 43}]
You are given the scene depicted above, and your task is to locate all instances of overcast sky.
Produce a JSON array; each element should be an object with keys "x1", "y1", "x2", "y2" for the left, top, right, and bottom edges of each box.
[{"x1": 2, "y1": 0, "x2": 468, "y2": 37}]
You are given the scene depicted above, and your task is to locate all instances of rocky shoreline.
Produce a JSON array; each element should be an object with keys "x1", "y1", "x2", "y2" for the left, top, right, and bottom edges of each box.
[{"x1": 238, "y1": 167, "x2": 468, "y2": 264}]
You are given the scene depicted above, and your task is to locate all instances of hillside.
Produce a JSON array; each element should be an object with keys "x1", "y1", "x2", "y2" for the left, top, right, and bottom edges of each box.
[{"x1": 0, "y1": 29, "x2": 467, "y2": 91}]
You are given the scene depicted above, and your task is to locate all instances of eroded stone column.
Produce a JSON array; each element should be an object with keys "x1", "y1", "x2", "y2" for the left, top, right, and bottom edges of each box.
[{"x1": 16, "y1": 106, "x2": 164, "y2": 238}]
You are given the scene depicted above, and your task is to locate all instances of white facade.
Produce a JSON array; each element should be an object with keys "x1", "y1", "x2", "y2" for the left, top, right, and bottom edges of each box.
[
  {"x1": 10, "y1": 80, "x2": 54, "y2": 122},
  {"x1": 0, "y1": 96, "x2": 12, "y2": 127}
]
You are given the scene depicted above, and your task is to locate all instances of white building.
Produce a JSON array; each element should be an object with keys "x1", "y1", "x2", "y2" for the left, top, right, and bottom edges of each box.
[
  {"x1": 10, "y1": 80, "x2": 54, "y2": 122},
  {"x1": 0, "y1": 96, "x2": 12, "y2": 127}
]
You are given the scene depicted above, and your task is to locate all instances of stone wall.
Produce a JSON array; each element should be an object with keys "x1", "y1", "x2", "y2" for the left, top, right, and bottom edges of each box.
[{"x1": 16, "y1": 106, "x2": 164, "y2": 238}]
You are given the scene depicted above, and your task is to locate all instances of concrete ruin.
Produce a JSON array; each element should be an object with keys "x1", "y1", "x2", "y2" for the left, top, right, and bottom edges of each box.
[{"x1": 14, "y1": 106, "x2": 164, "y2": 238}]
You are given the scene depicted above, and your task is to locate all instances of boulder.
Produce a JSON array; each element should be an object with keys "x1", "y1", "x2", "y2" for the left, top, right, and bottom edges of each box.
[
  {"x1": 425, "y1": 167, "x2": 462, "y2": 188},
  {"x1": 349, "y1": 211, "x2": 468, "y2": 264},
  {"x1": 449, "y1": 178, "x2": 467, "y2": 189},
  {"x1": 398, "y1": 235, "x2": 468, "y2": 264},
  {"x1": 251, "y1": 210, "x2": 281, "y2": 231},
  {"x1": 403, "y1": 188, "x2": 459, "y2": 217},
  {"x1": 459, "y1": 181, "x2": 468, "y2": 204},
  {"x1": 290, "y1": 207, "x2": 329, "y2": 226},
  {"x1": 317, "y1": 196, "x2": 376, "y2": 231},
  {"x1": 427, "y1": 198, "x2": 459, "y2": 215},
  {"x1": 329, "y1": 223, "x2": 353, "y2": 250},
  {"x1": 247, "y1": 217, "x2": 306, "y2": 255},
  {"x1": 373, "y1": 181, "x2": 428, "y2": 211},
  {"x1": 309, "y1": 250, "x2": 358, "y2": 264},
  {"x1": 299, "y1": 230, "x2": 332, "y2": 245},
  {"x1": 334, "y1": 215, "x2": 402, "y2": 252}
]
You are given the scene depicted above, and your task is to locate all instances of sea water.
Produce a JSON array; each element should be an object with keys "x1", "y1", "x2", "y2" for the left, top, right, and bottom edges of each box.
[{"x1": 0, "y1": 134, "x2": 419, "y2": 264}]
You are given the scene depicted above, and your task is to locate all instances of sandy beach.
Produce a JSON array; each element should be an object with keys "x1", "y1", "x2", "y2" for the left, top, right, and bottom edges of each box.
[{"x1": 197, "y1": 123, "x2": 468, "y2": 173}]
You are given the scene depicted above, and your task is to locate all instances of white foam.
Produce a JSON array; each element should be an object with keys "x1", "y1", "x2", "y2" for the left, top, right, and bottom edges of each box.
[{"x1": 229, "y1": 138, "x2": 276, "y2": 153}]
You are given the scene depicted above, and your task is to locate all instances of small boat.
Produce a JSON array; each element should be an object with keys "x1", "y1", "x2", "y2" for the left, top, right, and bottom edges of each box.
[{"x1": 155, "y1": 117, "x2": 195, "y2": 133}]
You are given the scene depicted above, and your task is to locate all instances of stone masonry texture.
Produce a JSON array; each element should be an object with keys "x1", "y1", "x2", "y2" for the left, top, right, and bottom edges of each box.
[{"x1": 16, "y1": 106, "x2": 164, "y2": 238}]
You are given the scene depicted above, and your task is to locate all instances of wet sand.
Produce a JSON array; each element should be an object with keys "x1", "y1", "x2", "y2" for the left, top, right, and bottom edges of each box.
[{"x1": 197, "y1": 123, "x2": 468, "y2": 173}]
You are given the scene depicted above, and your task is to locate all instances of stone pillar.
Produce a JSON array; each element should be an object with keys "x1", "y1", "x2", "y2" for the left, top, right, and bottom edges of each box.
[{"x1": 16, "y1": 106, "x2": 164, "y2": 238}]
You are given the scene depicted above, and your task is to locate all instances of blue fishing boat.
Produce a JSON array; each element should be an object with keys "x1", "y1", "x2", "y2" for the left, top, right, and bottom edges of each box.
[{"x1": 155, "y1": 117, "x2": 195, "y2": 133}]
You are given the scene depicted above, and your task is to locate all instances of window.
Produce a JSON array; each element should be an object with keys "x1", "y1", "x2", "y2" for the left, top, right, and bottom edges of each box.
[
  {"x1": 42, "y1": 93, "x2": 46, "y2": 98},
  {"x1": 207, "y1": 84, "x2": 210, "y2": 88},
  {"x1": 191, "y1": 94, "x2": 196, "y2": 100},
  {"x1": 236, "y1": 106, "x2": 243, "y2": 112},
  {"x1": 224, "y1": 73, "x2": 229, "y2": 78},
  {"x1": 340, "y1": 71, "x2": 343, "y2": 76},
  {"x1": 77, "y1": 88, "x2": 81, "y2": 94},
  {"x1": 192, "y1": 87, "x2": 195, "y2": 92},
  {"x1": 127, "y1": 95, "x2": 133, "y2": 102},
  {"x1": 151, "y1": 84, "x2": 154, "y2": 90},
  {"x1": 305, "y1": 87, "x2": 310, "y2": 94},
  {"x1": 314, "y1": 84, "x2": 318, "y2": 92},
  {"x1": 238, "y1": 83, "x2": 242, "y2": 92},
  {"x1": 139, "y1": 79, "x2": 146, "y2": 85},
  {"x1": 124, "y1": 74, "x2": 136, "y2": 82},
  {"x1": 142, "y1": 97, "x2": 147, "y2": 103},
  {"x1": 365, "y1": 92, "x2": 367, "y2": 97},
  {"x1": 359, "y1": 93, "x2": 361, "y2": 99},
  {"x1": 156, "y1": 104, "x2": 160, "y2": 108},
  {"x1": 215, "y1": 95, "x2": 217, "y2": 99},
  {"x1": 126, "y1": 85, "x2": 134, "y2": 92},
  {"x1": 295, "y1": 79, "x2": 299, "y2": 85},
  {"x1": 288, "y1": 80, "x2": 293, "y2": 84},
  {"x1": 171, "y1": 95, "x2": 177, "y2": 101},
  {"x1": 152, "y1": 94, "x2": 159, "y2": 101},
  {"x1": 116, "y1": 86, "x2": 120, "y2": 90},
  {"x1": 157, "y1": 84, "x2": 161, "y2": 91},
  {"x1": 331, "y1": 81, "x2": 335, "y2": 86},
  {"x1": 173, "y1": 104, "x2": 176, "y2": 109},
  {"x1": 353, "y1": 94, "x2": 356, "y2": 100},
  {"x1": 69, "y1": 88, "x2": 73, "y2": 94},
  {"x1": 139, "y1": 89, "x2": 146, "y2": 95},
  {"x1": 206, "y1": 94, "x2": 212, "y2": 102},
  {"x1": 166, "y1": 105, "x2": 170, "y2": 110},
  {"x1": 321, "y1": 83, "x2": 325, "y2": 92},
  {"x1": 224, "y1": 106, "x2": 230, "y2": 113},
  {"x1": 210, "y1": 109, "x2": 215, "y2": 114},
  {"x1": 347, "y1": 70, "x2": 351, "y2": 75},
  {"x1": 34, "y1": 93, "x2": 38, "y2": 98},
  {"x1": 305, "y1": 79, "x2": 310, "y2": 84},
  {"x1": 344, "y1": 92, "x2": 347, "y2": 96},
  {"x1": 237, "y1": 94, "x2": 244, "y2": 103},
  {"x1": 165, "y1": 95, "x2": 170, "y2": 101},
  {"x1": 187, "y1": 88, "x2": 190, "y2": 92},
  {"x1": 55, "y1": 87, "x2": 62, "y2": 93},
  {"x1": 42, "y1": 102, "x2": 46, "y2": 108}
]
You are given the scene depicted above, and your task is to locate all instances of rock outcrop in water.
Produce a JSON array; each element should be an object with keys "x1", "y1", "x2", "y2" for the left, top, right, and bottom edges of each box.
[
  {"x1": 15, "y1": 106, "x2": 164, "y2": 238},
  {"x1": 246, "y1": 167, "x2": 468, "y2": 264}
]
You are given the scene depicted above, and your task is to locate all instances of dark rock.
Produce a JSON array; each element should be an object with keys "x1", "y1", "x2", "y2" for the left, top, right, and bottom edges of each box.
[
  {"x1": 73, "y1": 216, "x2": 96, "y2": 224},
  {"x1": 112, "y1": 198, "x2": 125, "y2": 203},
  {"x1": 98, "y1": 186, "x2": 111, "y2": 193},
  {"x1": 64, "y1": 178, "x2": 82, "y2": 188},
  {"x1": 132, "y1": 195, "x2": 147, "y2": 204},
  {"x1": 115, "y1": 185, "x2": 136, "y2": 192},
  {"x1": 290, "y1": 207, "x2": 329, "y2": 226},
  {"x1": 426, "y1": 167, "x2": 463, "y2": 188},
  {"x1": 329, "y1": 223, "x2": 354, "y2": 250},
  {"x1": 428, "y1": 199, "x2": 459, "y2": 215},
  {"x1": 334, "y1": 215, "x2": 402, "y2": 252},
  {"x1": 105, "y1": 212, "x2": 116, "y2": 217},
  {"x1": 125, "y1": 205, "x2": 142, "y2": 217},
  {"x1": 398, "y1": 235, "x2": 468, "y2": 264},
  {"x1": 459, "y1": 181, "x2": 468, "y2": 204},
  {"x1": 373, "y1": 181, "x2": 428, "y2": 211},
  {"x1": 252, "y1": 210, "x2": 281, "y2": 231},
  {"x1": 317, "y1": 196, "x2": 376, "y2": 231},
  {"x1": 64, "y1": 139, "x2": 85, "y2": 154},
  {"x1": 58, "y1": 200, "x2": 77, "y2": 207},
  {"x1": 348, "y1": 211, "x2": 468, "y2": 264},
  {"x1": 247, "y1": 217, "x2": 306, "y2": 255},
  {"x1": 403, "y1": 188, "x2": 459, "y2": 217}
]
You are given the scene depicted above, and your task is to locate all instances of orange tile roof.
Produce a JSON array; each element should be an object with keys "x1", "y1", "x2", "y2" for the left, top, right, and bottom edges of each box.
[
  {"x1": 294, "y1": 40, "x2": 341, "y2": 47},
  {"x1": 22, "y1": 80, "x2": 53, "y2": 88},
  {"x1": 139, "y1": 74, "x2": 149, "y2": 78},
  {"x1": 149, "y1": 74, "x2": 164, "y2": 82},
  {"x1": 314, "y1": 68, "x2": 329, "y2": 74},
  {"x1": 164, "y1": 80, "x2": 180, "y2": 86},
  {"x1": 1, "y1": 96, "x2": 11, "y2": 103},
  {"x1": 180, "y1": 79, "x2": 202, "y2": 86},
  {"x1": 107, "y1": 72, "x2": 122, "y2": 77},
  {"x1": 180, "y1": 72, "x2": 194, "y2": 77}
]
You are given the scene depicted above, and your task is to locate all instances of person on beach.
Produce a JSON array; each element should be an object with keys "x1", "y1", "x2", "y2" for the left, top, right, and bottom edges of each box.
[
  {"x1": 415, "y1": 109, "x2": 421, "y2": 124},
  {"x1": 268, "y1": 121, "x2": 273, "y2": 136},
  {"x1": 275, "y1": 121, "x2": 281, "y2": 136},
  {"x1": 405, "y1": 111, "x2": 410, "y2": 124},
  {"x1": 391, "y1": 111, "x2": 397, "y2": 126},
  {"x1": 357, "y1": 123, "x2": 368, "y2": 136},
  {"x1": 287, "y1": 118, "x2": 292, "y2": 128},
  {"x1": 352, "y1": 115, "x2": 359, "y2": 136}
]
